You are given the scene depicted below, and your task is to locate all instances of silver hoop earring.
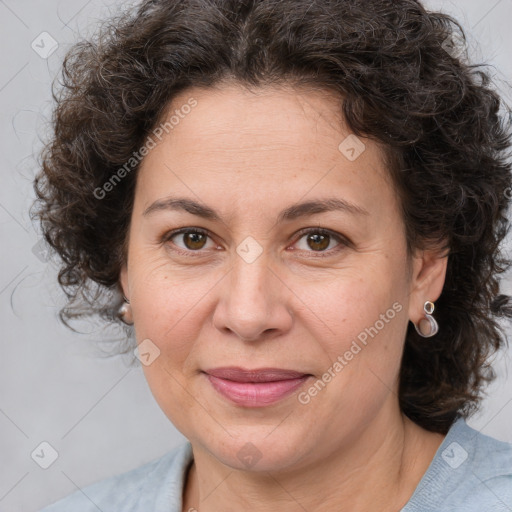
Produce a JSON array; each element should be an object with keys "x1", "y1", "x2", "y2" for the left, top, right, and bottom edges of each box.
[
  {"x1": 118, "y1": 296, "x2": 134, "y2": 325},
  {"x1": 414, "y1": 300, "x2": 439, "y2": 337}
]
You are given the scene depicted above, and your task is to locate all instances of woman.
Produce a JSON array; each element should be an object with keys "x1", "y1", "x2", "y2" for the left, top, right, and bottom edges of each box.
[{"x1": 34, "y1": 0, "x2": 512, "y2": 510}]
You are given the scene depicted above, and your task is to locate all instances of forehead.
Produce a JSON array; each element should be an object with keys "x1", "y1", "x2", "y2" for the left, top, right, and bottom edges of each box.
[
  {"x1": 135, "y1": 83, "x2": 398, "y2": 224},
  {"x1": 156, "y1": 82, "x2": 356, "y2": 154}
]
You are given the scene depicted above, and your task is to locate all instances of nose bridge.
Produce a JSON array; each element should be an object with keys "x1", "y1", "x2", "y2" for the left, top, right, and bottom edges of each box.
[
  {"x1": 229, "y1": 249, "x2": 274, "y2": 319},
  {"x1": 231, "y1": 233, "x2": 272, "y2": 299},
  {"x1": 213, "y1": 242, "x2": 291, "y2": 340}
]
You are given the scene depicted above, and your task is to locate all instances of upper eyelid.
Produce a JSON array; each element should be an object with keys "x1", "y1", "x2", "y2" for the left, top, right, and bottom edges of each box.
[
  {"x1": 290, "y1": 228, "x2": 349, "y2": 252},
  {"x1": 165, "y1": 226, "x2": 348, "y2": 251}
]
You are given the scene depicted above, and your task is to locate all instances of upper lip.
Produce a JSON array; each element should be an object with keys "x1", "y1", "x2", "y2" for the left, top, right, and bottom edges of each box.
[{"x1": 204, "y1": 367, "x2": 310, "y2": 383}]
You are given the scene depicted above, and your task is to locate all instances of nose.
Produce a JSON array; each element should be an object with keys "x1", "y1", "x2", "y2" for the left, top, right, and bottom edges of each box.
[{"x1": 212, "y1": 252, "x2": 293, "y2": 342}]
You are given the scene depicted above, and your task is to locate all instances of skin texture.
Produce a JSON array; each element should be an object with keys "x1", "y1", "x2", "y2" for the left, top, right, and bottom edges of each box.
[{"x1": 120, "y1": 83, "x2": 449, "y2": 512}]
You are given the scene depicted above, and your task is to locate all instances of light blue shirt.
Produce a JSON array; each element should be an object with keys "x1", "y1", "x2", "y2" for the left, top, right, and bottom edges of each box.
[{"x1": 39, "y1": 417, "x2": 512, "y2": 511}]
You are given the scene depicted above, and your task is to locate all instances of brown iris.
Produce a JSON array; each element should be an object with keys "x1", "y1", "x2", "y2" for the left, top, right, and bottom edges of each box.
[
  {"x1": 183, "y1": 231, "x2": 208, "y2": 250},
  {"x1": 306, "y1": 233, "x2": 330, "y2": 251}
]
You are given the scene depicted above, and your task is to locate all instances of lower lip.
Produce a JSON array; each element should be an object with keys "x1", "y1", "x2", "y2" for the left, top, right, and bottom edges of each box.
[{"x1": 205, "y1": 374, "x2": 311, "y2": 407}]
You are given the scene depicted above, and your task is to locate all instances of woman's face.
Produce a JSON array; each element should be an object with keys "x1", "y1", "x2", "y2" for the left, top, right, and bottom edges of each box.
[{"x1": 120, "y1": 83, "x2": 445, "y2": 472}]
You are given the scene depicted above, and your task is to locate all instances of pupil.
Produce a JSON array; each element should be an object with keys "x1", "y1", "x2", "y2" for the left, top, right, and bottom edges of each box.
[
  {"x1": 182, "y1": 232, "x2": 331, "y2": 251},
  {"x1": 309, "y1": 233, "x2": 329, "y2": 251},
  {"x1": 185, "y1": 232, "x2": 205, "y2": 249}
]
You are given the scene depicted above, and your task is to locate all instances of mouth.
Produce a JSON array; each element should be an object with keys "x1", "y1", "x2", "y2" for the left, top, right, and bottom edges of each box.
[{"x1": 202, "y1": 367, "x2": 313, "y2": 407}]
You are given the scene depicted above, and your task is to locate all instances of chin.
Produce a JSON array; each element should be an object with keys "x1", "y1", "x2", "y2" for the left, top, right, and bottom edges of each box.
[{"x1": 201, "y1": 428, "x2": 309, "y2": 473}]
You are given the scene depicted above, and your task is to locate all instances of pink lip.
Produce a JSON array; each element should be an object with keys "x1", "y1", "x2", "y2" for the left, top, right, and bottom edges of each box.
[{"x1": 203, "y1": 367, "x2": 311, "y2": 407}]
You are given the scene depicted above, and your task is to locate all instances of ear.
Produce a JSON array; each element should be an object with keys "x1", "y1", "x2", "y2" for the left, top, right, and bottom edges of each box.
[
  {"x1": 119, "y1": 263, "x2": 129, "y2": 301},
  {"x1": 407, "y1": 243, "x2": 449, "y2": 324}
]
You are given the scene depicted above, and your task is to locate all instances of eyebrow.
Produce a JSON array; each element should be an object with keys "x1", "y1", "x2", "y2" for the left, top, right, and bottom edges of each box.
[{"x1": 143, "y1": 196, "x2": 369, "y2": 222}]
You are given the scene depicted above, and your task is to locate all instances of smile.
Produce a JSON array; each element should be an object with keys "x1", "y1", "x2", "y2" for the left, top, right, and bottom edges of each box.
[{"x1": 202, "y1": 368, "x2": 312, "y2": 407}]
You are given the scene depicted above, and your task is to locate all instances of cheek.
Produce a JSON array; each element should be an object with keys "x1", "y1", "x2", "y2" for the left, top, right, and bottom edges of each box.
[
  {"x1": 129, "y1": 266, "x2": 206, "y2": 428},
  {"x1": 140, "y1": 360, "x2": 206, "y2": 438},
  {"x1": 311, "y1": 272, "x2": 409, "y2": 415},
  {"x1": 128, "y1": 264, "x2": 206, "y2": 394},
  {"x1": 128, "y1": 250, "x2": 216, "y2": 335},
  {"x1": 314, "y1": 270, "x2": 404, "y2": 353},
  {"x1": 307, "y1": 281, "x2": 407, "y2": 417}
]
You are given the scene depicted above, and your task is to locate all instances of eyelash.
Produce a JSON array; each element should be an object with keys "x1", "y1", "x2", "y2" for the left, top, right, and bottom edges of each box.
[{"x1": 161, "y1": 227, "x2": 349, "y2": 258}]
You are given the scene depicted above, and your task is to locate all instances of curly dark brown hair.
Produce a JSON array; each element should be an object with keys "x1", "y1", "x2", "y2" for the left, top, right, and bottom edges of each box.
[{"x1": 32, "y1": 0, "x2": 512, "y2": 434}]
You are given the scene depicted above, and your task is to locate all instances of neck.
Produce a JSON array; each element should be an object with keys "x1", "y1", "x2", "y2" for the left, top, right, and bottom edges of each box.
[{"x1": 182, "y1": 410, "x2": 446, "y2": 512}]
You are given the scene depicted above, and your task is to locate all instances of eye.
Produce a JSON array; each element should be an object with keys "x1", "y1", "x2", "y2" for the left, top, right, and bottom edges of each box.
[
  {"x1": 162, "y1": 226, "x2": 349, "y2": 257},
  {"x1": 291, "y1": 228, "x2": 348, "y2": 256},
  {"x1": 163, "y1": 227, "x2": 218, "y2": 254}
]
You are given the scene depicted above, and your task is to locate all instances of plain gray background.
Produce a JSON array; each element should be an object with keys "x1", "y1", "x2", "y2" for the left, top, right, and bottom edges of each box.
[{"x1": 1, "y1": 1, "x2": 511, "y2": 511}]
